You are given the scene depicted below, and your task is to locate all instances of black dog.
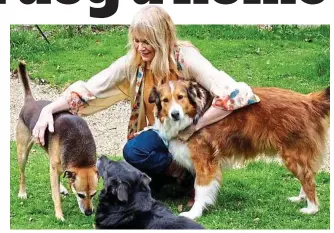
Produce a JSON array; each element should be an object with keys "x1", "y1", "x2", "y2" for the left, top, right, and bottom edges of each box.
[{"x1": 95, "y1": 155, "x2": 204, "y2": 229}]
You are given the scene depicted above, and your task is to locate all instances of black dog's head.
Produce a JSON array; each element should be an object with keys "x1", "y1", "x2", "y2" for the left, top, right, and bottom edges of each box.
[
  {"x1": 96, "y1": 155, "x2": 205, "y2": 229},
  {"x1": 96, "y1": 155, "x2": 152, "y2": 204},
  {"x1": 95, "y1": 155, "x2": 155, "y2": 229}
]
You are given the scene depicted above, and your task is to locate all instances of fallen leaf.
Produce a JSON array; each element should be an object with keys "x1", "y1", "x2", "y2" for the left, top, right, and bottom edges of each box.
[{"x1": 177, "y1": 204, "x2": 183, "y2": 213}]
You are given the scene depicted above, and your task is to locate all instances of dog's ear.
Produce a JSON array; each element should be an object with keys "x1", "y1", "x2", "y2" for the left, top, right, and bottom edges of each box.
[
  {"x1": 116, "y1": 182, "x2": 129, "y2": 202},
  {"x1": 187, "y1": 81, "x2": 198, "y2": 104},
  {"x1": 148, "y1": 86, "x2": 162, "y2": 113},
  {"x1": 148, "y1": 86, "x2": 159, "y2": 104},
  {"x1": 140, "y1": 173, "x2": 151, "y2": 191},
  {"x1": 106, "y1": 177, "x2": 117, "y2": 194},
  {"x1": 187, "y1": 81, "x2": 213, "y2": 124},
  {"x1": 63, "y1": 170, "x2": 76, "y2": 179},
  {"x1": 107, "y1": 178, "x2": 129, "y2": 202}
]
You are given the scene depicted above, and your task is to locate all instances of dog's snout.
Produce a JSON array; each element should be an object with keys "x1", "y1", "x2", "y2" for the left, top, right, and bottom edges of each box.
[
  {"x1": 84, "y1": 209, "x2": 93, "y2": 216},
  {"x1": 171, "y1": 111, "x2": 180, "y2": 121},
  {"x1": 96, "y1": 155, "x2": 108, "y2": 174},
  {"x1": 97, "y1": 155, "x2": 108, "y2": 161}
]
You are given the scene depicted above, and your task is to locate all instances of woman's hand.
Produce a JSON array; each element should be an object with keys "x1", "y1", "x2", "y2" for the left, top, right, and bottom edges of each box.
[
  {"x1": 177, "y1": 124, "x2": 197, "y2": 142},
  {"x1": 32, "y1": 96, "x2": 71, "y2": 146},
  {"x1": 32, "y1": 106, "x2": 54, "y2": 146},
  {"x1": 177, "y1": 107, "x2": 233, "y2": 141}
]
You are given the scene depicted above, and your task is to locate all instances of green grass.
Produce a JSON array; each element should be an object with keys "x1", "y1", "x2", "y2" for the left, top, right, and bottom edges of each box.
[
  {"x1": 10, "y1": 142, "x2": 329, "y2": 229},
  {"x1": 10, "y1": 25, "x2": 330, "y2": 229},
  {"x1": 10, "y1": 25, "x2": 329, "y2": 93}
]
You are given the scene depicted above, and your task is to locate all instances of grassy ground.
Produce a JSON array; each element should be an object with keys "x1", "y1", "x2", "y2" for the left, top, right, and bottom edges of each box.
[
  {"x1": 10, "y1": 25, "x2": 330, "y2": 229},
  {"x1": 10, "y1": 25, "x2": 329, "y2": 93},
  {"x1": 10, "y1": 142, "x2": 330, "y2": 229}
]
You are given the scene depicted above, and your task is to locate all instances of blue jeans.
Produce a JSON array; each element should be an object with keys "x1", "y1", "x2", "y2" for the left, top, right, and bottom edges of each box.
[{"x1": 123, "y1": 130, "x2": 173, "y2": 174}]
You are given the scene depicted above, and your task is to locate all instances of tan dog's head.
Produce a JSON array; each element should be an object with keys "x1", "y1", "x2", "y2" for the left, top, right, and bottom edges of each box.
[
  {"x1": 64, "y1": 166, "x2": 99, "y2": 216},
  {"x1": 148, "y1": 80, "x2": 213, "y2": 124}
]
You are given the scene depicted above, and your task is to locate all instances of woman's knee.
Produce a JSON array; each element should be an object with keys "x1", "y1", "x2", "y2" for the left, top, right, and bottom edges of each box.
[
  {"x1": 123, "y1": 139, "x2": 137, "y2": 164},
  {"x1": 122, "y1": 130, "x2": 172, "y2": 173},
  {"x1": 123, "y1": 130, "x2": 158, "y2": 163}
]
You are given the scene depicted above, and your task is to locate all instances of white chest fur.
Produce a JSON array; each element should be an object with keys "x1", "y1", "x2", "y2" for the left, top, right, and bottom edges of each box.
[
  {"x1": 152, "y1": 116, "x2": 194, "y2": 173},
  {"x1": 153, "y1": 116, "x2": 193, "y2": 141},
  {"x1": 168, "y1": 140, "x2": 194, "y2": 173}
]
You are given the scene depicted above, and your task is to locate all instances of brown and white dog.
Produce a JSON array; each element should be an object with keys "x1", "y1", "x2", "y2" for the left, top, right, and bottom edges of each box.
[
  {"x1": 149, "y1": 80, "x2": 330, "y2": 220},
  {"x1": 16, "y1": 61, "x2": 99, "y2": 221}
]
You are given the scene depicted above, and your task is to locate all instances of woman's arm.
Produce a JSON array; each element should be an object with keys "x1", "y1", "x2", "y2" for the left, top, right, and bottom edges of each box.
[
  {"x1": 180, "y1": 46, "x2": 259, "y2": 111},
  {"x1": 32, "y1": 96, "x2": 70, "y2": 145},
  {"x1": 62, "y1": 54, "x2": 131, "y2": 116},
  {"x1": 177, "y1": 46, "x2": 259, "y2": 140},
  {"x1": 32, "y1": 54, "x2": 131, "y2": 145}
]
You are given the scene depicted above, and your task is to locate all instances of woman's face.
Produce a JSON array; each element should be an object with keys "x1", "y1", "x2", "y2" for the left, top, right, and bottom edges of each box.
[{"x1": 133, "y1": 36, "x2": 155, "y2": 63}]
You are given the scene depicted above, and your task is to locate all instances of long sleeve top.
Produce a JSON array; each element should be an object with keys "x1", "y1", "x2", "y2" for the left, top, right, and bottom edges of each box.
[{"x1": 62, "y1": 44, "x2": 260, "y2": 139}]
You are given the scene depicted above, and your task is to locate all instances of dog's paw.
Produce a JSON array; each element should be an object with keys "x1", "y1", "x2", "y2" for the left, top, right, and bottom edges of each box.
[
  {"x1": 300, "y1": 207, "x2": 319, "y2": 215},
  {"x1": 179, "y1": 210, "x2": 201, "y2": 220},
  {"x1": 18, "y1": 192, "x2": 27, "y2": 199},
  {"x1": 288, "y1": 196, "x2": 305, "y2": 203},
  {"x1": 55, "y1": 213, "x2": 65, "y2": 221},
  {"x1": 60, "y1": 185, "x2": 69, "y2": 196}
]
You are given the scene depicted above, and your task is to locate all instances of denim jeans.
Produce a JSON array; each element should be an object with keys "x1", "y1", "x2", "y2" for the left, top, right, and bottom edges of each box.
[{"x1": 123, "y1": 129, "x2": 173, "y2": 175}]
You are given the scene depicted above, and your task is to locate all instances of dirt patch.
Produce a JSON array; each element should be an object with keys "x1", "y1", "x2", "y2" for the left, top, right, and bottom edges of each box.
[{"x1": 10, "y1": 76, "x2": 130, "y2": 156}]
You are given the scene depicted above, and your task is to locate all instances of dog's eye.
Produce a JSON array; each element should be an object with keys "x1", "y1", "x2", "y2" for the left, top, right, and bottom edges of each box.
[
  {"x1": 90, "y1": 192, "x2": 97, "y2": 198},
  {"x1": 78, "y1": 193, "x2": 86, "y2": 199},
  {"x1": 140, "y1": 184, "x2": 148, "y2": 192},
  {"x1": 162, "y1": 98, "x2": 169, "y2": 103},
  {"x1": 177, "y1": 95, "x2": 184, "y2": 100}
]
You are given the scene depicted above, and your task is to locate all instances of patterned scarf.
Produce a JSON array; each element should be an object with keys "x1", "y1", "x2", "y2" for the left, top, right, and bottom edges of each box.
[
  {"x1": 127, "y1": 47, "x2": 181, "y2": 140},
  {"x1": 127, "y1": 64, "x2": 145, "y2": 140},
  {"x1": 126, "y1": 45, "x2": 260, "y2": 140}
]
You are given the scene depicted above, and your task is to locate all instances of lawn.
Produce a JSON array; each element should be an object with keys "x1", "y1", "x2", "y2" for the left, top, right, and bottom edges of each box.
[
  {"x1": 10, "y1": 142, "x2": 330, "y2": 229},
  {"x1": 10, "y1": 25, "x2": 329, "y2": 93},
  {"x1": 10, "y1": 25, "x2": 330, "y2": 229}
]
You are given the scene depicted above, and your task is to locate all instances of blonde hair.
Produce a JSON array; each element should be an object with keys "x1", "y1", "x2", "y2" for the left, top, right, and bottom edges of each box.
[{"x1": 128, "y1": 5, "x2": 192, "y2": 83}]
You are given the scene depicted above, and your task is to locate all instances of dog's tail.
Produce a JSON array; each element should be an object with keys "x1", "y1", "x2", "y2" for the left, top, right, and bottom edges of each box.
[
  {"x1": 309, "y1": 86, "x2": 330, "y2": 118},
  {"x1": 18, "y1": 61, "x2": 34, "y2": 102}
]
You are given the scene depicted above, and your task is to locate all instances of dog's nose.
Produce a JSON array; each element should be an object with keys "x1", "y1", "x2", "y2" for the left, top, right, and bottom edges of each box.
[
  {"x1": 96, "y1": 159, "x2": 102, "y2": 170},
  {"x1": 96, "y1": 155, "x2": 107, "y2": 169},
  {"x1": 171, "y1": 111, "x2": 180, "y2": 121},
  {"x1": 84, "y1": 209, "x2": 93, "y2": 216}
]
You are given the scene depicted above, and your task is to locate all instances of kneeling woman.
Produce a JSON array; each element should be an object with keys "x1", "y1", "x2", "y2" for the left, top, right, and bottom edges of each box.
[{"x1": 32, "y1": 6, "x2": 260, "y2": 200}]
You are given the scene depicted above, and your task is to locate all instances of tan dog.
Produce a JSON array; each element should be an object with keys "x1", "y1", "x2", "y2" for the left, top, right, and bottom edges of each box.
[
  {"x1": 149, "y1": 80, "x2": 330, "y2": 219},
  {"x1": 16, "y1": 61, "x2": 99, "y2": 221}
]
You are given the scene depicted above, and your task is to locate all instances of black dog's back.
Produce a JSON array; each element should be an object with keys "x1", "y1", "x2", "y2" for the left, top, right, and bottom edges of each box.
[
  {"x1": 146, "y1": 201, "x2": 204, "y2": 229},
  {"x1": 96, "y1": 191, "x2": 204, "y2": 229}
]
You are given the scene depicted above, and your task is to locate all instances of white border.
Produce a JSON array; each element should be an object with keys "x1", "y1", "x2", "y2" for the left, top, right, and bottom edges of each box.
[
  {"x1": 1, "y1": 0, "x2": 333, "y2": 232},
  {"x1": 0, "y1": 0, "x2": 332, "y2": 24}
]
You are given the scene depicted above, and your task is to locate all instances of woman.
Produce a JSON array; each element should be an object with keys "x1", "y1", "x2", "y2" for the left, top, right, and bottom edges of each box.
[{"x1": 32, "y1": 6, "x2": 260, "y2": 197}]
